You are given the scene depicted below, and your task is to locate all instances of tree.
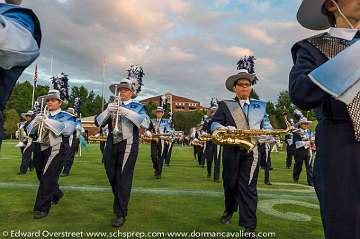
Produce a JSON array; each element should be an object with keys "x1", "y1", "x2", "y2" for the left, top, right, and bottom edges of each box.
[
  {"x1": 5, "y1": 81, "x2": 49, "y2": 114},
  {"x1": 250, "y1": 89, "x2": 259, "y2": 100},
  {"x1": 68, "y1": 86, "x2": 103, "y2": 117},
  {"x1": 173, "y1": 110, "x2": 206, "y2": 134},
  {"x1": 3, "y1": 109, "x2": 19, "y2": 138},
  {"x1": 144, "y1": 102, "x2": 157, "y2": 119},
  {"x1": 274, "y1": 90, "x2": 296, "y2": 127}
]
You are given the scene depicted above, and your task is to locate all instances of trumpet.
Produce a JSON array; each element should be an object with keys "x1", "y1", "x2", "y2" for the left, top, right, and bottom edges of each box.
[
  {"x1": 212, "y1": 114, "x2": 291, "y2": 152},
  {"x1": 35, "y1": 98, "x2": 49, "y2": 143},
  {"x1": 112, "y1": 85, "x2": 123, "y2": 135}
]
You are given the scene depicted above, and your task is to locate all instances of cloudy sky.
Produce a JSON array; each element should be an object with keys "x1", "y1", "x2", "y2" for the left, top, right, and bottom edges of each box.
[{"x1": 18, "y1": 0, "x2": 318, "y2": 107}]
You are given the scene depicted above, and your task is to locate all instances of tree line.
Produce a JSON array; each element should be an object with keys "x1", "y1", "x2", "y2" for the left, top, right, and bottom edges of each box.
[{"x1": 3, "y1": 81, "x2": 315, "y2": 138}]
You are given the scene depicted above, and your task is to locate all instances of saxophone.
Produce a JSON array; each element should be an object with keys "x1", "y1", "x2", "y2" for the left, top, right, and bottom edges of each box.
[
  {"x1": 88, "y1": 135, "x2": 107, "y2": 142},
  {"x1": 142, "y1": 133, "x2": 173, "y2": 143},
  {"x1": 190, "y1": 138, "x2": 204, "y2": 147},
  {"x1": 198, "y1": 134, "x2": 212, "y2": 143},
  {"x1": 212, "y1": 114, "x2": 291, "y2": 151}
]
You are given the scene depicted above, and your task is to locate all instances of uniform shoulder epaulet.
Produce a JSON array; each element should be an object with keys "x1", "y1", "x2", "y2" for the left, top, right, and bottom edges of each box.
[
  {"x1": 223, "y1": 99, "x2": 236, "y2": 103},
  {"x1": 60, "y1": 111, "x2": 76, "y2": 120},
  {"x1": 305, "y1": 33, "x2": 349, "y2": 59}
]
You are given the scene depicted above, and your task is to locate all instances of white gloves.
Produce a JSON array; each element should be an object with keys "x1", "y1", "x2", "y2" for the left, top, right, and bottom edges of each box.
[
  {"x1": 106, "y1": 102, "x2": 118, "y2": 112},
  {"x1": 226, "y1": 126, "x2": 237, "y2": 132},
  {"x1": 144, "y1": 130, "x2": 152, "y2": 137}
]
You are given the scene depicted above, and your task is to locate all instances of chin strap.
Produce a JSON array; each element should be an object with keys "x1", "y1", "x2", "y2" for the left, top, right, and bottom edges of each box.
[{"x1": 332, "y1": 0, "x2": 357, "y2": 29}]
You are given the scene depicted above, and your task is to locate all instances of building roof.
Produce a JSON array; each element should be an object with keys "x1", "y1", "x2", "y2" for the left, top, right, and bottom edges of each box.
[{"x1": 140, "y1": 93, "x2": 200, "y2": 104}]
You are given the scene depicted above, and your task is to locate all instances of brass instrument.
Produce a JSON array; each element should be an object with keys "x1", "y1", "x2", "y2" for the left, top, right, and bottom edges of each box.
[
  {"x1": 88, "y1": 135, "x2": 107, "y2": 143},
  {"x1": 142, "y1": 133, "x2": 173, "y2": 143},
  {"x1": 112, "y1": 85, "x2": 123, "y2": 135},
  {"x1": 190, "y1": 138, "x2": 204, "y2": 147},
  {"x1": 35, "y1": 98, "x2": 49, "y2": 143},
  {"x1": 198, "y1": 134, "x2": 212, "y2": 143},
  {"x1": 212, "y1": 114, "x2": 291, "y2": 152}
]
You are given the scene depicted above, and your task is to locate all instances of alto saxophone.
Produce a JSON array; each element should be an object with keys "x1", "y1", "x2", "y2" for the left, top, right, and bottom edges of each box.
[{"x1": 212, "y1": 114, "x2": 291, "y2": 151}]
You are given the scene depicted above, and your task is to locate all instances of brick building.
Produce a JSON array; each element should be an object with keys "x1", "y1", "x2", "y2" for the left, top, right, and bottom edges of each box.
[{"x1": 140, "y1": 92, "x2": 206, "y2": 112}]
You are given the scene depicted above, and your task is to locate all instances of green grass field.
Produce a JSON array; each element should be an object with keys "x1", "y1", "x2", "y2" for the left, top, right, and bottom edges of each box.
[{"x1": 0, "y1": 141, "x2": 323, "y2": 239}]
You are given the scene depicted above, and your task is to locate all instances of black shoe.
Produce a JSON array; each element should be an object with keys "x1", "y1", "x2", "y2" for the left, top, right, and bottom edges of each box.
[
  {"x1": 220, "y1": 211, "x2": 233, "y2": 224},
  {"x1": 17, "y1": 172, "x2": 26, "y2": 175},
  {"x1": 214, "y1": 179, "x2": 220, "y2": 183},
  {"x1": 60, "y1": 172, "x2": 69, "y2": 177},
  {"x1": 308, "y1": 182, "x2": 314, "y2": 187},
  {"x1": 33, "y1": 211, "x2": 48, "y2": 219},
  {"x1": 264, "y1": 181, "x2": 272, "y2": 185},
  {"x1": 155, "y1": 175, "x2": 161, "y2": 179},
  {"x1": 207, "y1": 174, "x2": 211, "y2": 178},
  {"x1": 269, "y1": 167, "x2": 274, "y2": 170},
  {"x1": 244, "y1": 228, "x2": 257, "y2": 238},
  {"x1": 112, "y1": 217, "x2": 125, "y2": 227},
  {"x1": 52, "y1": 192, "x2": 64, "y2": 205},
  {"x1": 293, "y1": 180, "x2": 299, "y2": 184}
]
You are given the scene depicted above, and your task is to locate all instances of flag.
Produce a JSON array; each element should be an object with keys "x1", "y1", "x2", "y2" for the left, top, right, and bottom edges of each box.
[{"x1": 33, "y1": 64, "x2": 38, "y2": 87}]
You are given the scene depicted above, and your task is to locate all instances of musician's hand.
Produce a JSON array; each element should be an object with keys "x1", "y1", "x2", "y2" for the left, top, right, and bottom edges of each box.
[
  {"x1": 226, "y1": 126, "x2": 236, "y2": 132},
  {"x1": 144, "y1": 130, "x2": 152, "y2": 137},
  {"x1": 118, "y1": 106, "x2": 127, "y2": 116},
  {"x1": 107, "y1": 103, "x2": 118, "y2": 112},
  {"x1": 34, "y1": 115, "x2": 44, "y2": 124}
]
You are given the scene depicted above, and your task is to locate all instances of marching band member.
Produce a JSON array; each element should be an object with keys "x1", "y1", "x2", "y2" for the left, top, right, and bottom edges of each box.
[
  {"x1": 95, "y1": 65, "x2": 150, "y2": 227},
  {"x1": 210, "y1": 56, "x2": 272, "y2": 236},
  {"x1": 61, "y1": 107, "x2": 83, "y2": 177},
  {"x1": 148, "y1": 106, "x2": 172, "y2": 179},
  {"x1": 196, "y1": 122, "x2": 206, "y2": 167},
  {"x1": 258, "y1": 139, "x2": 275, "y2": 186},
  {"x1": 27, "y1": 89, "x2": 76, "y2": 219},
  {"x1": 293, "y1": 117, "x2": 314, "y2": 186},
  {"x1": 284, "y1": 120, "x2": 296, "y2": 169},
  {"x1": 164, "y1": 112, "x2": 175, "y2": 167},
  {"x1": 190, "y1": 127, "x2": 198, "y2": 160},
  {"x1": 0, "y1": 0, "x2": 41, "y2": 148},
  {"x1": 203, "y1": 102, "x2": 221, "y2": 182},
  {"x1": 17, "y1": 110, "x2": 34, "y2": 175},
  {"x1": 290, "y1": 0, "x2": 360, "y2": 237}
]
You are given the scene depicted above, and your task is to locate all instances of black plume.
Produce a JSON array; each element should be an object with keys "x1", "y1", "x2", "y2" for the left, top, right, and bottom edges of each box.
[
  {"x1": 73, "y1": 97, "x2": 81, "y2": 115},
  {"x1": 210, "y1": 98, "x2": 218, "y2": 108},
  {"x1": 237, "y1": 56, "x2": 256, "y2": 74},
  {"x1": 32, "y1": 101, "x2": 41, "y2": 115},
  {"x1": 293, "y1": 109, "x2": 304, "y2": 122},
  {"x1": 52, "y1": 72, "x2": 70, "y2": 101},
  {"x1": 127, "y1": 65, "x2": 145, "y2": 95}
]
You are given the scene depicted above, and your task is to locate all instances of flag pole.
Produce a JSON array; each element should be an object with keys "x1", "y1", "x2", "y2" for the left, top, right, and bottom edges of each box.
[
  {"x1": 79, "y1": 113, "x2": 82, "y2": 158},
  {"x1": 101, "y1": 57, "x2": 106, "y2": 111},
  {"x1": 50, "y1": 56, "x2": 54, "y2": 77},
  {"x1": 31, "y1": 64, "x2": 38, "y2": 108}
]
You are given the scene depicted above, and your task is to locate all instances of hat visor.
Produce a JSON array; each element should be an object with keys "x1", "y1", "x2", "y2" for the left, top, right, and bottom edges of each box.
[
  {"x1": 21, "y1": 113, "x2": 32, "y2": 118},
  {"x1": 297, "y1": 0, "x2": 330, "y2": 30},
  {"x1": 67, "y1": 110, "x2": 76, "y2": 116},
  {"x1": 225, "y1": 73, "x2": 254, "y2": 92},
  {"x1": 37, "y1": 94, "x2": 63, "y2": 103},
  {"x1": 109, "y1": 83, "x2": 132, "y2": 95}
]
